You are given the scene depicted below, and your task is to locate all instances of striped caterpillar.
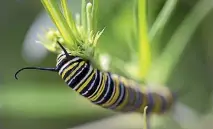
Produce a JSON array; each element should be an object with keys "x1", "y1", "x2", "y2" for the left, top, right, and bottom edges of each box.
[{"x1": 15, "y1": 42, "x2": 175, "y2": 114}]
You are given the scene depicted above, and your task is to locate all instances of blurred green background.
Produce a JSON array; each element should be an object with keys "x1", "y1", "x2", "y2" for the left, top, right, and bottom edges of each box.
[{"x1": 1, "y1": 0, "x2": 213, "y2": 129}]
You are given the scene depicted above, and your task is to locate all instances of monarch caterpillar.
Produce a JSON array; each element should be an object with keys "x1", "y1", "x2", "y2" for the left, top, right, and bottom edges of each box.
[{"x1": 15, "y1": 42, "x2": 175, "y2": 114}]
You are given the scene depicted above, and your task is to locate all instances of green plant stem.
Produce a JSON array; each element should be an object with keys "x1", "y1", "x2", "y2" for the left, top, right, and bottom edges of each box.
[
  {"x1": 147, "y1": 0, "x2": 213, "y2": 84},
  {"x1": 92, "y1": 0, "x2": 99, "y2": 32},
  {"x1": 41, "y1": 0, "x2": 74, "y2": 45},
  {"x1": 143, "y1": 106, "x2": 148, "y2": 129},
  {"x1": 81, "y1": 0, "x2": 87, "y2": 30},
  {"x1": 149, "y1": 0, "x2": 178, "y2": 43},
  {"x1": 61, "y1": 0, "x2": 80, "y2": 42},
  {"x1": 86, "y1": 3, "x2": 93, "y2": 38},
  {"x1": 138, "y1": 0, "x2": 152, "y2": 80}
]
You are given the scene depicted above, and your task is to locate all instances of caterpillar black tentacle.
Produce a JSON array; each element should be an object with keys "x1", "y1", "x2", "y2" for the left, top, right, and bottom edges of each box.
[
  {"x1": 15, "y1": 67, "x2": 57, "y2": 80},
  {"x1": 15, "y1": 42, "x2": 175, "y2": 114}
]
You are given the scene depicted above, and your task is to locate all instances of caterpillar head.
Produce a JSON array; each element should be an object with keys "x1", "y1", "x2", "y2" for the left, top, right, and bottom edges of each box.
[
  {"x1": 14, "y1": 42, "x2": 78, "y2": 80},
  {"x1": 55, "y1": 42, "x2": 83, "y2": 68}
]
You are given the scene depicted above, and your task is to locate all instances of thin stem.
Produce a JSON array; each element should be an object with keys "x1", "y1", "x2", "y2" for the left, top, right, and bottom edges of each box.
[
  {"x1": 92, "y1": 0, "x2": 99, "y2": 32},
  {"x1": 143, "y1": 106, "x2": 148, "y2": 129},
  {"x1": 61, "y1": 0, "x2": 80, "y2": 41},
  {"x1": 41, "y1": 0, "x2": 74, "y2": 45},
  {"x1": 138, "y1": 0, "x2": 152, "y2": 80},
  {"x1": 81, "y1": 0, "x2": 87, "y2": 30},
  {"x1": 86, "y1": 2, "x2": 93, "y2": 40},
  {"x1": 149, "y1": 0, "x2": 178, "y2": 43}
]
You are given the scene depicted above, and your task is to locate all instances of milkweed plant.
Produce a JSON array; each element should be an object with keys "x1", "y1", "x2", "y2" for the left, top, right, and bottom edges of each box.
[{"x1": 31, "y1": 0, "x2": 213, "y2": 128}]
